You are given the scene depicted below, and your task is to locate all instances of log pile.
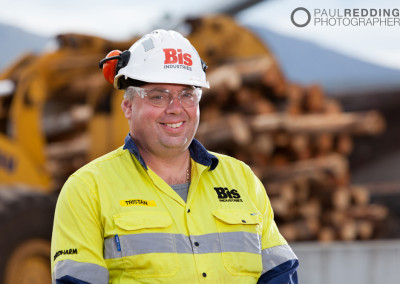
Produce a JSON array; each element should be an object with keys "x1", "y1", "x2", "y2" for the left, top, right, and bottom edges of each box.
[{"x1": 196, "y1": 55, "x2": 388, "y2": 242}]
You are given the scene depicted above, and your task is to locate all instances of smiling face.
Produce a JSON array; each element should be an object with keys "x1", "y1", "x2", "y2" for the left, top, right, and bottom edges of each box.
[{"x1": 121, "y1": 83, "x2": 200, "y2": 158}]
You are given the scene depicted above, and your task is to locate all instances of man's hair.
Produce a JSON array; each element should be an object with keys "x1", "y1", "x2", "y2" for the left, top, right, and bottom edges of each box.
[
  {"x1": 124, "y1": 87, "x2": 136, "y2": 100},
  {"x1": 120, "y1": 78, "x2": 146, "y2": 90}
]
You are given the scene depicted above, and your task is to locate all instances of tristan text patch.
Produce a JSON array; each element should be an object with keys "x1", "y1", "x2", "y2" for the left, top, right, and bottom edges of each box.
[{"x1": 119, "y1": 199, "x2": 156, "y2": 207}]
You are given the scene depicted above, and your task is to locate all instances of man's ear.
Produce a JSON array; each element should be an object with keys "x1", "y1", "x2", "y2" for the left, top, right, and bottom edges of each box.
[{"x1": 121, "y1": 98, "x2": 133, "y2": 119}]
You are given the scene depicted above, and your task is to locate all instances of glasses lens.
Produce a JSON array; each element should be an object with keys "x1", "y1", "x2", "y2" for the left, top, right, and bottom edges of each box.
[
  {"x1": 179, "y1": 89, "x2": 199, "y2": 107},
  {"x1": 145, "y1": 89, "x2": 171, "y2": 107}
]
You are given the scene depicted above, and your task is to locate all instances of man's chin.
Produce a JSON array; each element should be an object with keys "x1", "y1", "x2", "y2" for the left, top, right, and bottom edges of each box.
[{"x1": 160, "y1": 137, "x2": 190, "y2": 150}]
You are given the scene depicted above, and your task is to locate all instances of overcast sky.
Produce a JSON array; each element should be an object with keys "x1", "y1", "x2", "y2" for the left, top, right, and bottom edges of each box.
[{"x1": 1, "y1": 0, "x2": 399, "y2": 70}]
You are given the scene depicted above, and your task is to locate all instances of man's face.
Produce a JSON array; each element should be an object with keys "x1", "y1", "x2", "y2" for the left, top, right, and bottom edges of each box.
[{"x1": 122, "y1": 83, "x2": 200, "y2": 157}]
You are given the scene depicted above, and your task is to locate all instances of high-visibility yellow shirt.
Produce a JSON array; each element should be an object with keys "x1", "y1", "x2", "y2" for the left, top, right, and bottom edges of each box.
[{"x1": 51, "y1": 136, "x2": 296, "y2": 284}]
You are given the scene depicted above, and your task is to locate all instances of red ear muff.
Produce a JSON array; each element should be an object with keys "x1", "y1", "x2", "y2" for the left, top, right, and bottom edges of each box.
[
  {"x1": 99, "y1": 50, "x2": 131, "y2": 87},
  {"x1": 99, "y1": 50, "x2": 122, "y2": 85}
]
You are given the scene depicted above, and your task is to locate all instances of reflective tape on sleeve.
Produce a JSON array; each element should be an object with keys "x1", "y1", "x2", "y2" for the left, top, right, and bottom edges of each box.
[
  {"x1": 53, "y1": 259, "x2": 109, "y2": 284},
  {"x1": 261, "y1": 244, "x2": 298, "y2": 273},
  {"x1": 104, "y1": 231, "x2": 261, "y2": 259}
]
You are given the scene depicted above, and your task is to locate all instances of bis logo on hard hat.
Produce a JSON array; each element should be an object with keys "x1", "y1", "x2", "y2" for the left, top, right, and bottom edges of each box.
[
  {"x1": 163, "y1": 48, "x2": 193, "y2": 71},
  {"x1": 99, "y1": 30, "x2": 209, "y2": 89}
]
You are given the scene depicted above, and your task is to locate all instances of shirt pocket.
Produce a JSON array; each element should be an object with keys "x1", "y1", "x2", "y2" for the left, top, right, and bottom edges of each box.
[
  {"x1": 212, "y1": 209, "x2": 263, "y2": 276},
  {"x1": 113, "y1": 211, "x2": 179, "y2": 278}
]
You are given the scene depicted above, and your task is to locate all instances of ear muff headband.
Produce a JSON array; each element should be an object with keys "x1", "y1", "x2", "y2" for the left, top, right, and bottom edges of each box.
[{"x1": 201, "y1": 59, "x2": 208, "y2": 73}]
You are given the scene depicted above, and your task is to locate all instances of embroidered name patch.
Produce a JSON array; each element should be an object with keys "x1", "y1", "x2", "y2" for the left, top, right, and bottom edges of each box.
[
  {"x1": 119, "y1": 199, "x2": 156, "y2": 207},
  {"x1": 53, "y1": 248, "x2": 78, "y2": 261}
]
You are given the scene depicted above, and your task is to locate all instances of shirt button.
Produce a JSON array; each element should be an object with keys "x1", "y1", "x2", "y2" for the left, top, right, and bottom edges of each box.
[
  {"x1": 202, "y1": 272, "x2": 207, "y2": 277},
  {"x1": 194, "y1": 241, "x2": 199, "y2": 246},
  {"x1": 187, "y1": 209, "x2": 191, "y2": 213}
]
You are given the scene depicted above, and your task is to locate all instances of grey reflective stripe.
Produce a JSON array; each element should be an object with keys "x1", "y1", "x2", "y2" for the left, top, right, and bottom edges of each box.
[
  {"x1": 191, "y1": 233, "x2": 222, "y2": 254},
  {"x1": 261, "y1": 244, "x2": 298, "y2": 273},
  {"x1": 219, "y1": 231, "x2": 261, "y2": 253},
  {"x1": 174, "y1": 233, "x2": 193, "y2": 254},
  {"x1": 104, "y1": 236, "x2": 122, "y2": 259},
  {"x1": 104, "y1": 232, "x2": 261, "y2": 259},
  {"x1": 53, "y1": 259, "x2": 109, "y2": 284}
]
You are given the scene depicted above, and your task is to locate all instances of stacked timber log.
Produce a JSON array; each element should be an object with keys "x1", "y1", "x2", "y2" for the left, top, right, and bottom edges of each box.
[
  {"x1": 196, "y1": 55, "x2": 388, "y2": 242},
  {"x1": 44, "y1": 104, "x2": 94, "y2": 188}
]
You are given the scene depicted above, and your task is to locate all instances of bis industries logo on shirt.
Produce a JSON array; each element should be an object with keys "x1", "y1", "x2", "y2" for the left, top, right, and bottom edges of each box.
[{"x1": 214, "y1": 187, "x2": 243, "y2": 202}]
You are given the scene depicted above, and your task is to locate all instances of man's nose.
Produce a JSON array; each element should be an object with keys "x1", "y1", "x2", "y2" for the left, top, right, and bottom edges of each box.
[{"x1": 166, "y1": 96, "x2": 183, "y2": 112}]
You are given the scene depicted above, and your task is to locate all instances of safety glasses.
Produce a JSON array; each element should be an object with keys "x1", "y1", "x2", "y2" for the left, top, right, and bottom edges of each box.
[{"x1": 127, "y1": 86, "x2": 202, "y2": 108}]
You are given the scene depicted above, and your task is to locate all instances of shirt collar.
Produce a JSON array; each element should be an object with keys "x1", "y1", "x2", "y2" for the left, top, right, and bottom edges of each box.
[{"x1": 123, "y1": 134, "x2": 219, "y2": 171}]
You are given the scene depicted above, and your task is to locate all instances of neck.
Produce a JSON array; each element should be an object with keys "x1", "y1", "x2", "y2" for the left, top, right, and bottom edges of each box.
[{"x1": 140, "y1": 149, "x2": 191, "y2": 185}]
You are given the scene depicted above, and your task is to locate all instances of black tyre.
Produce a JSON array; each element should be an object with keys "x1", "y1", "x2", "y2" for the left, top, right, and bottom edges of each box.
[{"x1": 0, "y1": 188, "x2": 57, "y2": 284}]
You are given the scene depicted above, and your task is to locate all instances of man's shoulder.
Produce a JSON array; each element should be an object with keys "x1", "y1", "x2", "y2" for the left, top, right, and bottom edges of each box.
[
  {"x1": 208, "y1": 151, "x2": 252, "y2": 172},
  {"x1": 73, "y1": 146, "x2": 128, "y2": 176},
  {"x1": 60, "y1": 146, "x2": 130, "y2": 195}
]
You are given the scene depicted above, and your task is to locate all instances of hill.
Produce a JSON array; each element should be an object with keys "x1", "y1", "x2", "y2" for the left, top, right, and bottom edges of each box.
[
  {"x1": 248, "y1": 24, "x2": 400, "y2": 94},
  {"x1": 0, "y1": 22, "x2": 49, "y2": 71}
]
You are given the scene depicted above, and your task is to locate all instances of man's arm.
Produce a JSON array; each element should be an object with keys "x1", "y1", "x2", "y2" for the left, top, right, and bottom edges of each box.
[
  {"x1": 51, "y1": 174, "x2": 109, "y2": 284},
  {"x1": 258, "y1": 243, "x2": 299, "y2": 284},
  {"x1": 258, "y1": 191, "x2": 299, "y2": 283},
  {"x1": 243, "y1": 164, "x2": 299, "y2": 283}
]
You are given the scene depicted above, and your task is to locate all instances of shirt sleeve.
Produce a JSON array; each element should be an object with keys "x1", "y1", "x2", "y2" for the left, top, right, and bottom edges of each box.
[
  {"x1": 51, "y1": 174, "x2": 109, "y2": 284},
  {"x1": 56, "y1": 275, "x2": 91, "y2": 284},
  {"x1": 257, "y1": 259, "x2": 299, "y2": 284},
  {"x1": 244, "y1": 165, "x2": 299, "y2": 283}
]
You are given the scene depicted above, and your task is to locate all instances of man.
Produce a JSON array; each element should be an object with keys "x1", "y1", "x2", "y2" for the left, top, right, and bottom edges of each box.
[{"x1": 51, "y1": 29, "x2": 299, "y2": 283}]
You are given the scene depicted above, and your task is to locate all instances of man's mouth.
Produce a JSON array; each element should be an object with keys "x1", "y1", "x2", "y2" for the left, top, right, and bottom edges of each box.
[{"x1": 162, "y1": 122, "x2": 184, "y2": 128}]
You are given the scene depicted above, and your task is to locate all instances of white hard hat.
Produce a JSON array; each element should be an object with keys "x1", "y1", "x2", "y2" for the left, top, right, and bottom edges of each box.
[{"x1": 114, "y1": 29, "x2": 209, "y2": 89}]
